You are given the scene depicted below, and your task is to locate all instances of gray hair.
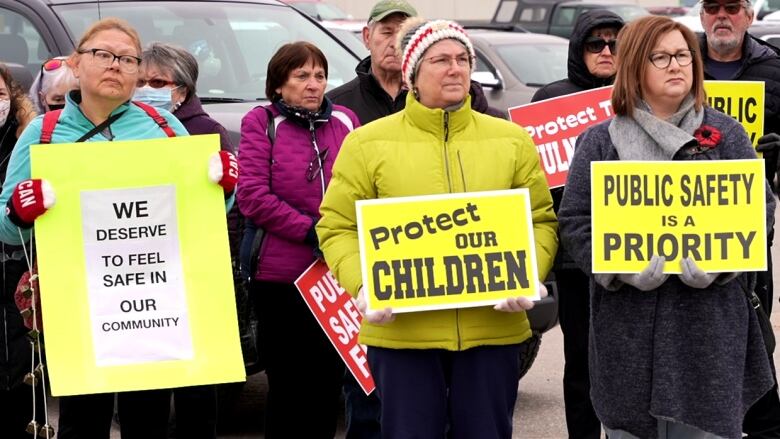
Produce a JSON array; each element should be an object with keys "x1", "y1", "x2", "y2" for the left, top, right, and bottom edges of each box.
[
  {"x1": 29, "y1": 57, "x2": 78, "y2": 113},
  {"x1": 141, "y1": 42, "x2": 199, "y2": 100}
]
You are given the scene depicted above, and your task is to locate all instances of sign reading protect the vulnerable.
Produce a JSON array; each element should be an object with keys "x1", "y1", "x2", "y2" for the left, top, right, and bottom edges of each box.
[
  {"x1": 591, "y1": 160, "x2": 766, "y2": 274},
  {"x1": 704, "y1": 80, "x2": 764, "y2": 146},
  {"x1": 31, "y1": 134, "x2": 244, "y2": 396},
  {"x1": 508, "y1": 86, "x2": 614, "y2": 188},
  {"x1": 356, "y1": 190, "x2": 540, "y2": 313},
  {"x1": 295, "y1": 260, "x2": 375, "y2": 395},
  {"x1": 81, "y1": 186, "x2": 191, "y2": 366}
]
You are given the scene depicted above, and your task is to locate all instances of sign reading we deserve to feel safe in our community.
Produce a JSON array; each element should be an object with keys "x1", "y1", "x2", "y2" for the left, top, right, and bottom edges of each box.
[
  {"x1": 356, "y1": 190, "x2": 540, "y2": 313},
  {"x1": 591, "y1": 160, "x2": 766, "y2": 274},
  {"x1": 31, "y1": 134, "x2": 244, "y2": 396}
]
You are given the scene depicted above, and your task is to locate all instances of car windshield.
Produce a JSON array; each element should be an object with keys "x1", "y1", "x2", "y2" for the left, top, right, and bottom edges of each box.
[
  {"x1": 292, "y1": 2, "x2": 351, "y2": 20},
  {"x1": 54, "y1": 1, "x2": 359, "y2": 101},
  {"x1": 605, "y1": 5, "x2": 649, "y2": 21},
  {"x1": 494, "y1": 43, "x2": 568, "y2": 87}
]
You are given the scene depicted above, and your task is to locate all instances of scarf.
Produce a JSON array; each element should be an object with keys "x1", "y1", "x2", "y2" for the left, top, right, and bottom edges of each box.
[
  {"x1": 272, "y1": 97, "x2": 333, "y2": 130},
  {"x1": 608, "y1": 95, "x2": 704, "y2": 161}
]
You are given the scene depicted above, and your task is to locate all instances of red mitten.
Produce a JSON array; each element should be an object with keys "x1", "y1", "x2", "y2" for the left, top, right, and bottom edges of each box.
[
  {"x1": 6, "y1": 179, "x2": 55, "y2": 229},
  {"x1": 208, "y1": 151, "x2": 238, "y2": 193},
  {"x1": 14, "y1": 265, "x2": 42, "y2": 331}
]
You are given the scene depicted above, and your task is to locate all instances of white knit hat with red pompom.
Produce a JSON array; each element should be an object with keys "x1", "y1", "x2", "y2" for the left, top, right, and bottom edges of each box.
[{"x1": 397, "y1": 18, "x2": 475, "y2": 89}]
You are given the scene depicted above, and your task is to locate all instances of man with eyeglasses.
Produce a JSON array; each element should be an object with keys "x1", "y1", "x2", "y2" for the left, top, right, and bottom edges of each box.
[
  {"x1": 698, "y1": 1, "x2": 780, "y2": 437},
  {"x1": 530, "y1": 9, "x2": 624, "y2": 439}
]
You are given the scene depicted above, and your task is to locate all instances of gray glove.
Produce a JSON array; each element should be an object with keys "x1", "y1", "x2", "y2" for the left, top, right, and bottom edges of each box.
[
  {"x1": 678, "y1": 257, "x2": 718, "y2": 289},
  {"x1": 616, "y1": 255, "x2": 668, "y2": 291}
]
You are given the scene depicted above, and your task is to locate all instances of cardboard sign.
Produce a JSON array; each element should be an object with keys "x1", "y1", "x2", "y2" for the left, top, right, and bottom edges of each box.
[
  {"x1": 591, "y1": 160, "x2": 767, "y2": 273},
  {"x1": 508, "y1": 86, "x2": 614, "y2": 188},
  {"x1": 704, "y1": 80, "x2": 765, "y2": 146},
  {"x1": 356, "y1": 190, "x2": 540, "y2": 313},
  {"x1": 295, "y1": 260, "x2": 375, "y2": 395},
  {"x1": 32, "y1": 134, "x2": 244, "y2": 396}
]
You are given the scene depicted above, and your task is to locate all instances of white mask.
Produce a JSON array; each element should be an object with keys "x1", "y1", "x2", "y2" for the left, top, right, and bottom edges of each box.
[{"x1": 0, "y1": 100, "x2": 10, "y2": 127}]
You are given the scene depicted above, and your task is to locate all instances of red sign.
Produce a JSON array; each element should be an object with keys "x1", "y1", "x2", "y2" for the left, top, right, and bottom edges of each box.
[
  {"x1": 295, "y1": 260, "x2": 375, "y2": 395},
  {"x1": 509, "y1": 86, "x2": 615, "y2": 188}
]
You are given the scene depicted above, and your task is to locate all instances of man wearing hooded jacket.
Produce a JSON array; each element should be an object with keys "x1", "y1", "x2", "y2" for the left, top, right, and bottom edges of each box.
[
  {"x1": 530, "y1": 10, "x2": 624, "y2": 439},
  {"x1": 697, "y1": 1, "x2": 780, "y2": 436}
]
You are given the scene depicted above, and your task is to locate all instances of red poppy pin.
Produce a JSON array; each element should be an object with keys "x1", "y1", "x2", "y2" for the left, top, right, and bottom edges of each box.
[{"x1": 693, "y1": 125, "x2": 721, "y2": 149}]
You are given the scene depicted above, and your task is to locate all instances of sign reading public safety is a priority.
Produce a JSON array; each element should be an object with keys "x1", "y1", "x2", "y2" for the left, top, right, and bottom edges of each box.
[
  {"x1": 591, "y1": 160, "x2": 767, "y2": 274},
  {"x1": 356, "y1": 190, "x2": 540, "y2": 313}
]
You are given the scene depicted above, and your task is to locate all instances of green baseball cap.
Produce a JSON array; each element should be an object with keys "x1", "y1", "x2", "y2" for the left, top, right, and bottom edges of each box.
[{"x1": 368, "y1": 0, "x2": 418, "y2": 24}]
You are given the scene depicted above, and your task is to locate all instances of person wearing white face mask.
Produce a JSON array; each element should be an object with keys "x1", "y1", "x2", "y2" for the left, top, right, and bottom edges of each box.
[
  {"x1": 0, "y1": 63, "x2": 43, "y2": 439},
  {"x1": 138, "y1": 42, "x2": 234, "y2": 153}
]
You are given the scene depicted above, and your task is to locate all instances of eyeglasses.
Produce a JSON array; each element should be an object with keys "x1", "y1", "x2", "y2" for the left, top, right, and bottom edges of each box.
[
  {"x1": 423, "y1": 54, "x2": 474, "y2": 70},
  {"x1": 77, "y1": 48, "x2": 141, "y2": 74},
  {"x1": 584, "y1": 38, "x2": 617, "y2": 54},
  {"x1": 136, "y1": 78, "x2": 178, "y2": 88},
  {"x1": 701, "y1": 2, "x2": 745, "y2": 14},
  {"x1": 306, "y1": 147, "x2": 329, "y2": 182},
  {"x1": 649, "y1": 50, "x2": 695, "y2": 69}
]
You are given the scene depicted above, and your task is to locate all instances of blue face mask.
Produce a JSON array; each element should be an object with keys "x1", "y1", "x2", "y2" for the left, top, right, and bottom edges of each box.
[{"x1": 133, "y1": 86, "x2": 173, "y2": 111}]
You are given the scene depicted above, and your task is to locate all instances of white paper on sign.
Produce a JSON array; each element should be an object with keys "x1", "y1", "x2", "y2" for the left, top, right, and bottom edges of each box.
[{"x1": 81, "y1": 185, "x2": 192, "y2": 366}]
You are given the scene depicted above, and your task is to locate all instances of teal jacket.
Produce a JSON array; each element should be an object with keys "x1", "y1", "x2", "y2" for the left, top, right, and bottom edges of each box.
[{"x1": 0, "y1": 91, "x2": 189, "y2": 244}]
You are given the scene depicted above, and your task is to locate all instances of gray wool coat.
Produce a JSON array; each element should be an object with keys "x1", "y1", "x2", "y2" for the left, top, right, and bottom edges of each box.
[{"x1": 558, "y1": 107, "x2": 775, "y2": 439}]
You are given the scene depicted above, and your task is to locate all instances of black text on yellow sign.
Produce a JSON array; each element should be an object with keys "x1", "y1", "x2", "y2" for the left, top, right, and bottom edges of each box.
[
  {"x1": 704, "y1": 80, "x2": 765, "y2": 146},
  {"x1": 591, "y1": 160, "x2": 767, "y2": 273},
  {"x1": 356, "y1": 190, "x2": 540, "y2": 313}
]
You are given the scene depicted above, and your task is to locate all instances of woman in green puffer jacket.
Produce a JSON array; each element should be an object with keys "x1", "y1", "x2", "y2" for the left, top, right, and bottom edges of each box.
[{"x1": 317, "y1": 17, "x2": 557, "y2": 439}]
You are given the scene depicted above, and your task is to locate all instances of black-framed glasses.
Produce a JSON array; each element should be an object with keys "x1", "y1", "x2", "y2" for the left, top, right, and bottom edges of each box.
[
  {"x1": 584, "y1": 38, "x2": 617, "y2": 54},
  {"x1": 78, "y1": 48, "x2": 141, "y2": 74},
  {"x1": 701, "y1": 2, "x2": 745, "y2": 14},
  {"x1": 306, "y1": 148, "x2": 329, "y2": 182},
  {"x1": 648, "y1": 50, "x2": 694, "y2": 69}
]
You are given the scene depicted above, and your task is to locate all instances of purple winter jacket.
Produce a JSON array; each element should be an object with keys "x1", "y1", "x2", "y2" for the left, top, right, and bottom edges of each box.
[{"x1": 237, "y1": 102, "x2": 360, "y2": 283}]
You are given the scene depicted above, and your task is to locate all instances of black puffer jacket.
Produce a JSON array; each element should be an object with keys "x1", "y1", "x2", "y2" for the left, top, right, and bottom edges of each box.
[
  {"x1": 327, "y1": 56, "x2": 504, "y2": 124},
  {"x1": 531, "y1": 9, "x2": 624, "y2": 102},
  {"x1": 700, "y1": 33, "x2": 780, "y2": 185}
]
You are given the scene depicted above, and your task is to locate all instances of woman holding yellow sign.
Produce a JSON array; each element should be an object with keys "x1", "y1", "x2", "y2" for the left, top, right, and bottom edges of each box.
[
  {"x1": 0, "y1": 18, "x2": 237, "y2": 439},
  {"x1": 318, "y1": 18, "x2": 557, "y2": 438},
  {"x1": 559, "y1": 15, "x2": 775, "y2": 439}
]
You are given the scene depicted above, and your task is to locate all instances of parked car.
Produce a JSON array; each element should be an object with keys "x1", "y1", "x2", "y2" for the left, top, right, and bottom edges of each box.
[
  {"x1": 750, "y1": 20, "x2": 780, "y2": 48},
  {"x1": 646, "y1": 5, "x2": 689, "y2": 17},
  {"x1": 468, "y1": 29, "x2": 569, "y2": 114},
  {"x1": 325, "y1": 25, "x2": 369, "y2": 58},
  {"x1": 284, "y1": 0, "x2": 364, "y2": 32},
  {"x1": 464, "y1": 0, "x2": 648, "y2": 39},
  {"x1": 675, "y1": 0, "x2": 780, "y2": 33},
  {"x1": 0, "y1": 0, "x2": 362, "y2": 146}
]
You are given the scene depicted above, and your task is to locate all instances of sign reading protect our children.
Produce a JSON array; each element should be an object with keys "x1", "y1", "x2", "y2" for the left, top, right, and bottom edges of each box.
[
  {"x1": 31, "y1": 134, "x2": 245, "y2": 396},
  {"x1": 508, "y1": 86, "x2": 614, "y2": 188},
  {"x1": 591, "y1": 160, "x2": 766, "y2": 274},
  {"x1": 356, "y1": 190, "x2": 540, "y2": 313},
  {"x1": 704, "y1": 80, "x2": 764, "y2": 146}
]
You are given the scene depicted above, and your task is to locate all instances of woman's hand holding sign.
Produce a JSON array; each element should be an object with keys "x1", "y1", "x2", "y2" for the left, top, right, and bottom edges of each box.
[
  {"x1": 493, "y1": 281, "x2": 546, "y2": 312},
  {"x1": 679, "y1": 257, "x2": 719, "y2": 289},
  {"x1": 356, "y1": 286, "x2": 395, "y2": 325},
  {"x1": 615, "y1": 255, "x2": 669, "y2": 291},
  {"x1": 6, "y1": 179, "x2": 56, "y2": 229}
]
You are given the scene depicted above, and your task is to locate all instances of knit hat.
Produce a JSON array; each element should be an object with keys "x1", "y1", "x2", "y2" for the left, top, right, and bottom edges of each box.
[{"x1": 397, "y1": 18, "x2": 476, "y2": 88}]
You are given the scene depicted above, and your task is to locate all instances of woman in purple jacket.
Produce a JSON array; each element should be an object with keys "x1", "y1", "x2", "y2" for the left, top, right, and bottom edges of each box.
[{"x1": 237, "y1": 41, "x2": 360, "y2": 439}]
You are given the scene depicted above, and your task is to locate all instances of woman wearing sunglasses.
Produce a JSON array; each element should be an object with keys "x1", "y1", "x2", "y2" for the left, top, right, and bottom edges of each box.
[
  {"x1": 559, "y1": 15, "x2": 774, "y2": 438},
  {"x1": 29, "y1": 57, "x2": 78, "y2": 114},
  {"x1": 0, "y1": 18, "x2": 237, "y2": 439},
  {"x1": 237, "y1": 41, "x2": 359, "y2": 438}
]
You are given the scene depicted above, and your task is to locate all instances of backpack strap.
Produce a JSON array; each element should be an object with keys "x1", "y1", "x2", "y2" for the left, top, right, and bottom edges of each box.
[
  {"x1": 132, "y1": 101, "x2": 177, "y2": 138},
  {"x1": 39, "y1": 110, "x2": 63, "y2": 144},
  {"x1": 263, "y1": 106, "x2": 276, "y2": 146}
]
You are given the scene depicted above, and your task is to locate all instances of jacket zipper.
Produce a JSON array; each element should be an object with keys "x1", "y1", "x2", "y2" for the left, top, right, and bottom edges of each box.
[
  {"x1": 443, "y1": 112, "x2": 453, "y2": 193},
  {"x1": 442, "y1": 112, "x2": 461, "y2": 349}
]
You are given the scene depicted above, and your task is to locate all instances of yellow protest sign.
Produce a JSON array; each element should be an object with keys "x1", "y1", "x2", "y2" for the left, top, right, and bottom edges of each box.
[
  {"x1": 356, "y1": 190, "x2": 540, "y2": 313},
  {"x1": 31, "y1": 134, "x2": 244, "y2": 396},
  {"x1": 705, "y1": 80, "x2": 764, "y2": 146},
  {"x1": 591, "y1": 160, "x2": 766, "y2": 274}
]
